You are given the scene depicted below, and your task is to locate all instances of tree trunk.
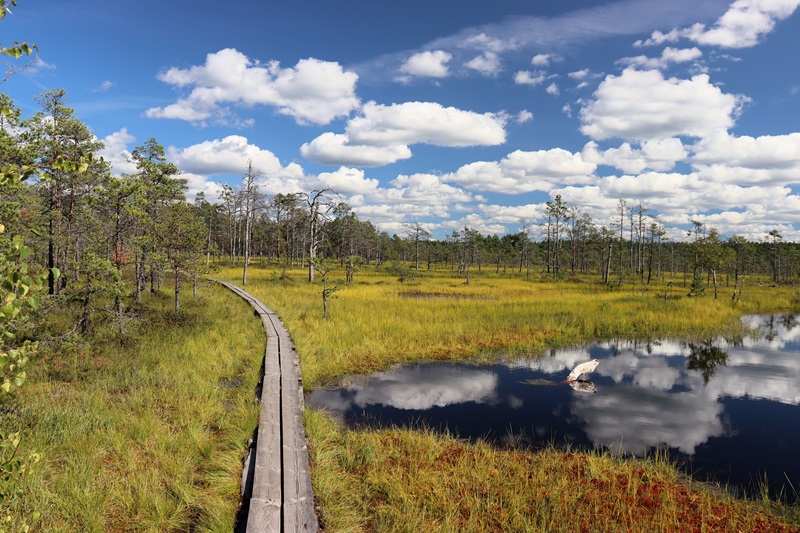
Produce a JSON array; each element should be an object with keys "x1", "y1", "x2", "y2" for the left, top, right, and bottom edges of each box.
[
  {"x1": 114, "y1": 294, "x2": 125, "y2": 336},
  {"x1": 206, "y1": 220, "x2": 212, "y2": 268},
  {"x1": 135, "y1": 253, "x2": 143, "y2": 301},
  {"x1": 48, "y1": 219, "x2": 56, "y2": 295},
  {"x1": 150, "y1": 258, "x2": 157, "y2": 294},
  {"x1": 80, "y1": 289, "x2": 91, "y2": 334},
  {"x1": 712, "y1": 269, "x2": 718, "y2": 300},
  {"x1": 174, "y1": 266, "x2": 181, "y2": 313},
  {"x1": 322, "y1": 276, "x2": 328, "y2": 319},
  {"x1": 243, "y1": 205, "x2": 252, "y2": 284}
]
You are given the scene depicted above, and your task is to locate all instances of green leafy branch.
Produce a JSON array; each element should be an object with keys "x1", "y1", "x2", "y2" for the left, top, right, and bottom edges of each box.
[
  {"x1": 0, "y1": 0, "x2": 18, "y2": 18},
  {"x1": 0, "y1": 227, "x2": 54, "y2": 394},
  {"x1": 0, "y1": 1, "x2": 38, "y2": 86},
  {"x1": 0, "y1": 224, "x2": 49, "y2": 530},
  {"x1": 0, "y1": 2, "x2": 45, "y2": 528},
  {"x1": 0, "y1": 431, "x2": 40, "y2": 532},
  {"x1": 0, "y1": 153, "x2": 95, "y2": 187},
  {"x1": 0, "y1": 41, "x2": 34, "y2": 59}
]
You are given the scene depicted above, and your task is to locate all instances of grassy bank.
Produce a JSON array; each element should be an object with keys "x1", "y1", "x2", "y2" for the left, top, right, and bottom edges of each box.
[
  {"x1": 216, "y1": 265, "x2": 799, "y2": 387},
  {"x1": 5, "y1": 283, "x2": 264, "y2": 532},
  {"x1": 216, "y1": 264, "x2": 800, "y2": 532},
  {"x1": 305, "y1": 409, "x2": 800, "y2": 532}
]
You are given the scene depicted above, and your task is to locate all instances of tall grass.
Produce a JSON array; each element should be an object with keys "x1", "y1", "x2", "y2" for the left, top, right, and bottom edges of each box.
[
  {"x1": 216, "y1": 265, "x2": 798, "y2": 387},
  {"x1": 218, "y1": 264, "x2": 800, "y2": 532},
  {"x1": 5, "y1": 283, "x2": 264, "y2": 531},
  {"x1": 305, "y1": 408, "x2": 800, "y2": 533}
]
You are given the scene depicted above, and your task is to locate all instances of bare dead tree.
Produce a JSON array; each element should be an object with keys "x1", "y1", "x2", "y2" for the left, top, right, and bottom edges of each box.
[
  {"x1": 404, "y1": 221, "x2": 431, "y2": 271},
  {"x1": 241, "y1": 160, "x2": 263, "y2": 285},
  {"x1": 301, "y1": 188, "x2": 337, "y2": 282}
]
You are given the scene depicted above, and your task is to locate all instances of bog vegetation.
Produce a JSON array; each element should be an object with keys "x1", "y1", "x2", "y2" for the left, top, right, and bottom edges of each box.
[
  {"x1": 2, "y1": 2, "x2": 800, "y2": 531},
  {"x1": 3, "y1": 79, "x2": 800, "y2": 533},
  {"x1": 216, "y1": 266, "x2": 797, "y2": 387},
  {"x1": 6, "y1": 285, "x2": 264, "y2": 531},
  {"x1": 220, "y1": 265, "x2": 800, "y2": 532}
]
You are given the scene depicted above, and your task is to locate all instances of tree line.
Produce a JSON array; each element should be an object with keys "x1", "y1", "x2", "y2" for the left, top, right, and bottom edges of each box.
[{"x1": 2, "y1": 88, "x2": 800, "y2": 333}]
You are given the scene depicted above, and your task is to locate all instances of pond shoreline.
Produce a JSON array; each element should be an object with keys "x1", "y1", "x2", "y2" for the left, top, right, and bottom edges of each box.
[{"x1": 308, "y1": 314, "x2": 800, "y2": 504}]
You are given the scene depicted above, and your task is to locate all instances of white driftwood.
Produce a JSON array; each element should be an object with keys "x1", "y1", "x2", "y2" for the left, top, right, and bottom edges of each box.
[{"x1": 566, "y1": 359, "x2": 599, "y2": 382}]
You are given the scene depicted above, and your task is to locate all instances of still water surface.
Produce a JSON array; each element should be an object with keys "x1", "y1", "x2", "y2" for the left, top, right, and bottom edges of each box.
[{"x1": 307, "y1": 314, "x2": 800, "y2": 501}]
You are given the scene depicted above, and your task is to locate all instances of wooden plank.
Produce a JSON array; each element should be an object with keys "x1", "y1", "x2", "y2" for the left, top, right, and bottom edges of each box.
[
  {"x1": 277, "y1": 327, "x2": 316, "y2": 532},
  {"x1": 217, "y1": 280, "x2": 318, "y2": 533},
  {"x1": 283, "y1": 499, "x2": 317, "y2": 532},
  {"x1": 249, "y1": 351, "x2": 281, "y2": 502},
  {"x1": 246, "y1": 498, "x2": 281, "y2": 532},
  {"x1": 220, "y1": 281, "x2": 283, "y2": 519}
]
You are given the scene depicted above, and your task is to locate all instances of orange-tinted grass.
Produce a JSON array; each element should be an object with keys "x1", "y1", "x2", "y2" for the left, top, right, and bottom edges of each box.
[{"x1": 305, "y1": 409, "x2": 800, "y2": 533}]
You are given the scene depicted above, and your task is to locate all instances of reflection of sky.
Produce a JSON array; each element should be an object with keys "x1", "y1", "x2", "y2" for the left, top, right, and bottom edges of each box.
[
  {"x1": 548, "y1": 317, "x2": 800, "y2": 453},
  {"x1": 573, "y1": 387, "x2": 725, "y2": 454},
  {"x1": 313, "y1": 365, "x2": 497, "y2": 411},
  {"x1": 513, "y1": 343, "x2": 725, "y2": 454},
  {"x1": 307, "y1": 314, "x2": 800, "y2": 493}
]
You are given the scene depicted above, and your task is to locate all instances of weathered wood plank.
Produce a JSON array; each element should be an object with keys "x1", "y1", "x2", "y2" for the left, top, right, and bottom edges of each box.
[
  {"x1": 217, "y1": 280, "x2": 318, "y2": 533},
  {"x1": 249, "y1": 355, "x2": 281, "y2": 503},
  {"x1": 279, "y1": 337, "x2": 316, "y2": 531},
  {"x1": 246, "y1": 498, "x2": 281, "y2": 532}
]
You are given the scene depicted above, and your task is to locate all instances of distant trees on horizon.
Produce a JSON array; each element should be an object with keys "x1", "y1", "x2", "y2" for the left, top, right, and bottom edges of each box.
[{"x1": 2, "y1": 87, "x2": 799, "y2": 322}]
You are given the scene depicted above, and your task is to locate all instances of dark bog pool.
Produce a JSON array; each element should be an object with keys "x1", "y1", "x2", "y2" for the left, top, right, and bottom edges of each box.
[{"x1": 306, "y1": 314, "x2": 800, "y2": 502}]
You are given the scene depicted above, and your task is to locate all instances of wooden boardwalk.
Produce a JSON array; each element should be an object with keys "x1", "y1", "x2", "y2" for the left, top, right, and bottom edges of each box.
[{"x1": 219, "y1": 281, "x2": 317, "y2": 533}]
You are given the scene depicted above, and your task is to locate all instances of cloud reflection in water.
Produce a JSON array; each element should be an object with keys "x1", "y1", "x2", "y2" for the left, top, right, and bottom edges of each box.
[
  {"x1": 313, "y1": 365, "x2": 498, "y2": 412},
  {"x1": 307, "y1": 314, "x2": 800, "y2": 499}
]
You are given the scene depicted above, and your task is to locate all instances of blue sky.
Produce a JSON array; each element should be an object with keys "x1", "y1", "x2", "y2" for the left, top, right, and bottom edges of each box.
[{"x1": 3, "y1": 0, "x2": 800, "y2": 241}]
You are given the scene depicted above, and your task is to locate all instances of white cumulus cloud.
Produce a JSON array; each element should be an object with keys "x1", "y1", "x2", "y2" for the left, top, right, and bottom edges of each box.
[
  {"x1": 514, "y1": 70, "x2": 551, "y2": 86},
  {"x1": 692, "y1": 130, "x2": 800, "y2": 170},
  {"x1": 445, "y1": 148, "x2": 596, "y2": 194},
  {"x1": 146, "y1": 48, "x2": 359, "y2": 126},
  {"x1": 98, "y1": 128, "x2": 137, "y2": 176},
  {"x1": 569, "y1": 69, "x2": 591, "y2": 80},
  {"x1": 347, "y1": 101, "x2": 507, "y2": 147},
  {"x1": 167, "y1": 135, "x2": 307, "y2": 197},
  {"x1": 619, "y1": 46, "x2": 703, "y2": 70},
  {"x1": 515, "y1": 110, "x2": 534, "y2": 124},
  {"x1": 400, "y1": 50, "x2": 452, "y2": 78},
  {"x1": 168, "y1": 135, "x2": 303, "y2": 178},
  {"x1": 300, "y1": 133, "x2": 413, "y2": 167},
  {"x1": 383, "y1": 173, "x2": 476, "y2": 205},
  {"x1": 638, "y1": 0, "x2": 800, "y2": 49},
  {"x1": 302, "y1": 101, "x2": 506, "y2": 167},
  {"x1": 465, "y1": 51, "x2": 502, "y2": 76},
  {"x1": 580, "y1": 68, "x2": 747, "y2": 141},
  {"x1": 583, "y1": 138, "x2": 688, "y2": 173},
  {"x1": 314, "y1": 167, "x2": 380, "y2": 195}
]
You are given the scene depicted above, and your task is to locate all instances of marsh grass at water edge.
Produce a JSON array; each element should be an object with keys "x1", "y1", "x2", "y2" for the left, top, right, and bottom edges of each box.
[
  {"x1": 307, "y1": 317, "x2": 800, "y2": 504},
  {"x1": 217, "y1": 265, "x2": 800, "y2": 387}
]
